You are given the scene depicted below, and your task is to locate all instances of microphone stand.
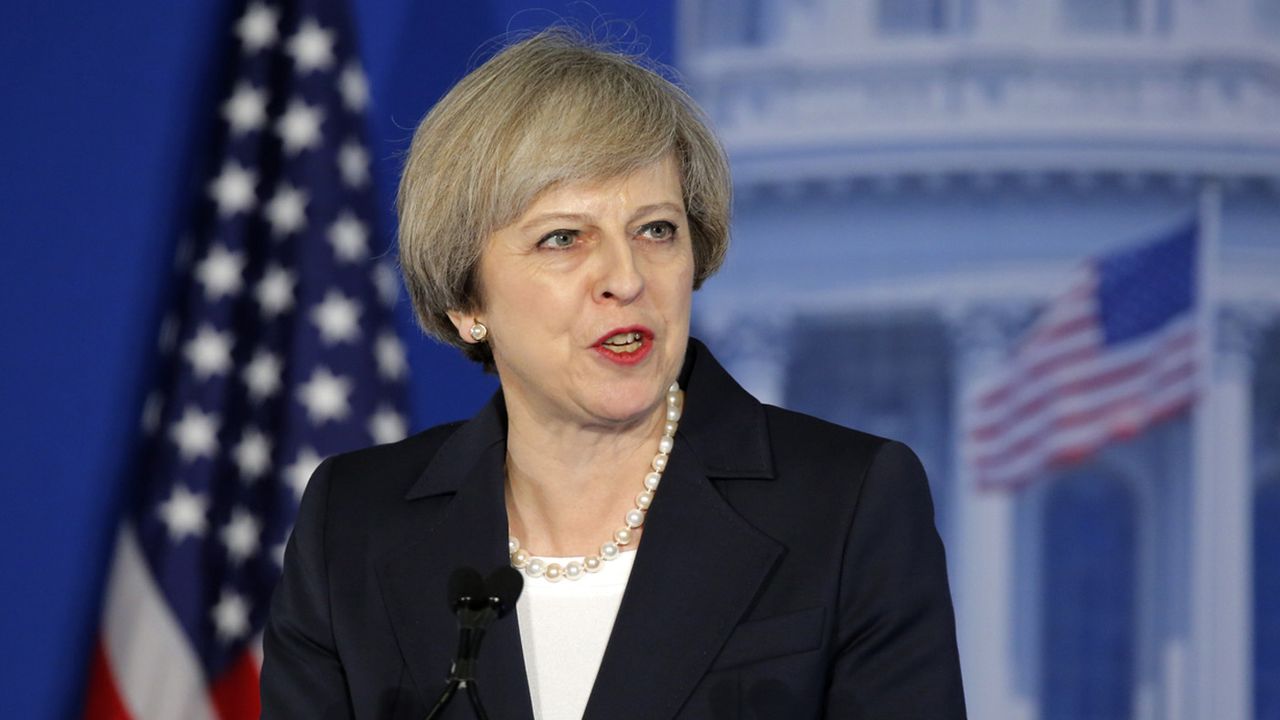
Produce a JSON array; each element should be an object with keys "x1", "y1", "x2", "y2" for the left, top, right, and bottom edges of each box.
[
  {"x1": 425, "y1": 605, "x2": 496, "y2": 720},
  {"x1": 425, "y1": 566, "x2": 521, "y2": 720}
]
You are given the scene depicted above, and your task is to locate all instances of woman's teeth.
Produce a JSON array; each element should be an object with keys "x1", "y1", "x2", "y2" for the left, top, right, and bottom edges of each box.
[{"x1": 602, "y1": 332, "x2": 644, "y2": 353}]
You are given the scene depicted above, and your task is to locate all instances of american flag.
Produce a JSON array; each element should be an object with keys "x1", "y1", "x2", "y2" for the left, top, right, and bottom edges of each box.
[
  {"x1": 83, "y1": 1, "x2": 408, "y2": 717},
  {"x1": 965, "y1": 223, "x2": 1198, "y2": 491}
]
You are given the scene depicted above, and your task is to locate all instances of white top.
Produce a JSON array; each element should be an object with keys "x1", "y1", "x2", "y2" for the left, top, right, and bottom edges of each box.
[{"x1": 516, "y1": 551, "x2": 636, "y2": 720}]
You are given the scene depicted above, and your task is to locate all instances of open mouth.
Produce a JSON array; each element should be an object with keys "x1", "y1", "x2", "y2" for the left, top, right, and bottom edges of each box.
[{"x1": 600, "y1": 331, "x2": 645, "y2": 354}]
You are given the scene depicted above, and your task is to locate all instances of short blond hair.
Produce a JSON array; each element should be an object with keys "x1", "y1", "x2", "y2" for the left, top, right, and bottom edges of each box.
[{"x1": 396, "y1": 27, "x2": 732, "y2": 365}]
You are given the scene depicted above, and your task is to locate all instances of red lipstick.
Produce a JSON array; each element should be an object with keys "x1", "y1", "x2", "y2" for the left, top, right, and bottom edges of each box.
[{"x1": 592, "y1": 326, "x2": 654, "y2": 366}]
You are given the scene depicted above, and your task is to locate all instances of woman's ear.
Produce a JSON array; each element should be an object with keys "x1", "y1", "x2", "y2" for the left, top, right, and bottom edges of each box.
[{"x1": 446, "y1": 309, "x2": 486, "y2": 344}]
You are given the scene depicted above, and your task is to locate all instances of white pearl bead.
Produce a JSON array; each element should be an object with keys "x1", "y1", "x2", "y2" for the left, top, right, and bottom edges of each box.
[
  {"x1": 652, "y1": 453, "x2": 668, "y2": 472},
  {"x1": 658, "y1": 436, "x2": 674, "y2": 454},
  {"x1": 584, "y1": 556, "x2": 603, "y2": 572},
  {"x1": 544, "y1": 563, "x2": 562, "y2": 582},
  {"x1": 508, "y1": 536, "x2": 520, "y2": 554},
  {"x1": 625, "y1": 509, "x2": 645, "y2": 528},
  {"x1": 666, "y1": 405, "x2": 682, "y2": 422},
  {"x1": 664, "y1": 421, "x2": 678, "y2": 437},
  {"x1": 669, "y1": 382, "x2": 680, "y2": 393},
  {"x1": 644, "y1": 472, "x2": 661, "y2": 491},
  {"x1": 565, "y1": 561, "x2": 583, "y2": 579},
  {"x1": 526, "y1": 558, "x2": 545, "y2": 577},
  {"x1": 668, "y1": 392, "x2": 681, "y2": 407},
  {"x1": 636, "y1": 491, "x2": 653, "y2": 509},
  {"x1": 614, "y1": 528, "x2": 633, "y2": 545},
  {"x1": 601, "y1": 542, "x2": 619, "y2": 560},
  {"x1": 511, "y1": 548, "x2": 530, "y2": 567}
]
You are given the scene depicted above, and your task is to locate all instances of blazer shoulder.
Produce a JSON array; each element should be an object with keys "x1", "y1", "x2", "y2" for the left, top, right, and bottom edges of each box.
[
  {"x1": 761, "y1": 403, "x2": 892, "y2": 462},
  {"x1": 323, "y1": 420, "x2": 466, "y2": 497}
]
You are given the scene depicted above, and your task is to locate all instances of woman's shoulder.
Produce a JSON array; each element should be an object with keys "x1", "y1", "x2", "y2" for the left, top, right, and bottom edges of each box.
[
  {"x1": 760, "y1": 403, "x2": 902, "y2": 467},
  {"x1": 310, "y1": 419, "x2": 468, "y2": 504}
]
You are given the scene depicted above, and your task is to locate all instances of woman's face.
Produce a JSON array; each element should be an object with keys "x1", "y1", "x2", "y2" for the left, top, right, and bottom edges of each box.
[{"x1": 460, "y1": 156, "x2": 694, "y2": 430}]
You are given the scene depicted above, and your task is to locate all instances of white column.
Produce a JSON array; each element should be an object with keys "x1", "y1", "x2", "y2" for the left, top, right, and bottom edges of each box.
[
  {"x1": 1189, "y1": 304, "x2": 1265, "y2": 720},
  {"x1": 947, "y1": 303, "x2": 1036, "y2": 720}
]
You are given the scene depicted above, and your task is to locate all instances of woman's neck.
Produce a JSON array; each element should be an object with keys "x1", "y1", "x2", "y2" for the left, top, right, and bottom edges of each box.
[{"x1": 503, "y1": 400, "x2": 667, "y2": 557}]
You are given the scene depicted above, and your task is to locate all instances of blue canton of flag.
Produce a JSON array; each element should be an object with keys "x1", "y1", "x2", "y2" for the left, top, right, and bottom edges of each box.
[
  {"x1": 965, "y1": 223, "x2": 1198, "y2": 491},
  {"x1": 86, "y1": 1, "x2": 409, "y2": 718}
]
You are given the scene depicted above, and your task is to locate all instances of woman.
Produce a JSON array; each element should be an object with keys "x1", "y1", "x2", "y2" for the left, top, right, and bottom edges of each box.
[{"x1": 262, "y1": 28, "x2": 966, "y2": 719}]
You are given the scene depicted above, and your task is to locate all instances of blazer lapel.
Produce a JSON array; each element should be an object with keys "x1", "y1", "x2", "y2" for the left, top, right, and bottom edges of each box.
[
  {"x1": 583, "y1": 340, "x2": 786, "y2": 720},
  {"x1": 376, "y1": 400, "x2": 535, "y2": 720}
]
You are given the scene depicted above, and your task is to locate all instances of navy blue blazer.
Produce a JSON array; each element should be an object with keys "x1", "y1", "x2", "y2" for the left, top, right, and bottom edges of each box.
[{"x1": 261, "y1": 339, "x2": 966, "y2": 719}]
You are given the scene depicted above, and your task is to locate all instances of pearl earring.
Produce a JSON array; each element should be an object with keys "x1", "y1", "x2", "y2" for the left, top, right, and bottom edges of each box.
[{"x1": 469, "y1": 322, "x2": 488, "y2": 342}]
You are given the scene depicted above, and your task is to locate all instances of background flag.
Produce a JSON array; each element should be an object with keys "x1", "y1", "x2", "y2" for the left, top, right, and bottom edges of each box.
[
  {"x1": 83, "y1": 0, "x2": 408, "y2": 717},
  {"x1": 965, "y1": 223, "x2": 1198, "y2": 491}
]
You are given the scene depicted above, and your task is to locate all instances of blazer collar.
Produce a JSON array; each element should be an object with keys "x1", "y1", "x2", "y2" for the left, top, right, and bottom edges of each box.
[
  {"x1": 381, "y1": 338, "x2": 783, "y2": 719},
  {"x1": 404, "y1": 337, "x2": 775, "y2": 501}
]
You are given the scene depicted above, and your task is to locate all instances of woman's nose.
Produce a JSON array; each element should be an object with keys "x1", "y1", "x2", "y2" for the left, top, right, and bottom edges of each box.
[{"x1": 593, "y1": 234, "x2": 645, "y2": 304}]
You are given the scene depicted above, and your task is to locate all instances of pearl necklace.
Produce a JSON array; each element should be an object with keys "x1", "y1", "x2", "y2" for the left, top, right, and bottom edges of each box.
[{"x1": 507, "y1": 381, "x2": 683, "y2": 582}]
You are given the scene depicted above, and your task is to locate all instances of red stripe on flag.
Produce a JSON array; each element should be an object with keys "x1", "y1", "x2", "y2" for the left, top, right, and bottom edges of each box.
[
  {"x1": 84, "y1": 638, "x2": 133, "y2": 720},
  {"x1": 973, "y1": 358, "x2": 1196, "y2": 470},
  {"x1": 210, "y1": 650, "x2": 261, "y2": 720}
]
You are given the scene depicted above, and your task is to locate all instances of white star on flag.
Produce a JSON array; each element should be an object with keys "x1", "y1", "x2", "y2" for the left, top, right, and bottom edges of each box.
[
  {"x1": 207, "y1": 161, "x2": 257, "y2": 217},
  {"x1": 311, "y1": 290, "x2": 362, "y2": 344},
  {"x1": 222, "y1": 82, "x2": 268, "y2": 135},
  {"x1": 265, "y1": 183, "x2": 309, "y2": 236},
  {"x1": 195, "y1": 244, "x2": 246, "y2": 300},
  {"x1": 373, "y1": 264, "x2": 400, "y2": 308},
  {"x1": 169, "y1": 406, "x2": 221, "y2": 462},
  {"x1": 184, "y1": 324, "x2": 235, "y2": 379},
  {"x1": 233, "y1": 428, "x2": 272, "y2": 481},
  {"x1": 286, "y1": 18, "x2": 335, "y2": 73},
  {"x1": 375, "y1": 331, "x2": 408, "y2": 380},
  {"x1": 337, "y1": 140, "x2": 370, "y2": 188},
  {"x1": 255, "y1": 264, "x2": 296, "y2": 317},
  {"x1": 220, "y1": 508, "x2": 262, "y2": 565},
  {"x1": 276, "y1": 99, "x2": 325, "y2": 155},
  {"x1": 235, "y1": 2, "x2": 279, "y2": 53},
  {"x1": 141, "y1": 392, "x2": 164, "y2": 434},
  {"x1": 285, "y1": 447, "x2": 324, "y2": 501},
  {"x1": 242, "y1": 349, "x2": 283, "y2": 401},
  {"x1": 339, "y1": 63, "x2": 369, "y2": 111},
  {"x1": 297, "y1": 366, "x2": 353, "y2": 424},
  {"x1": 369, "y1": 405, "x2": 409, "y2": 444},
  {"x1": 157, "y1": 313, "x2": 179, "y2": 353},
  {"x1": 157, "y1": 485, "x2": 210, "y2": 541},
  {"x1": 211, "y1": 590, "x2": 251, "y2": 643},
  {"x1": 327, "y1": 211, "x2": 369, "y2": 262}
]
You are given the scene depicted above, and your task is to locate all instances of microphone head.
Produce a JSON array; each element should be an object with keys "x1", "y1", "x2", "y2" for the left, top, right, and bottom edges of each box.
[
  {"x1": 447, "y1": 567, "x2": 486, "y2": 610},
  {"x1": 485, "y1": 566, "x2": 524, "y2": 618}
]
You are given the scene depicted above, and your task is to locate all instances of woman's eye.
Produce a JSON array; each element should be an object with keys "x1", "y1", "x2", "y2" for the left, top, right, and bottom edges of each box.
[
  {"x1": 537, "y1": 230, "x2": 578, "y2": 249},
  {"x1": 639, "y1": 221, "x2": 678, "y2": 242}
]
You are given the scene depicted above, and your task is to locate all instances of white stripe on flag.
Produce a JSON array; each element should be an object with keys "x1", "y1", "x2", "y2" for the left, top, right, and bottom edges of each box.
[
  {"x1": 102, "y1": 525, "x2": 217, "y2": 720},
  {"x1": 970, "y1": 323, "x2": 1197, "y2": 457},
  {"x1": 975, "y1": 366, "x2": 1197, "y2": 487},
  {"x1": 970, "y1": 315, "x2": 1195, "y2": 431}
]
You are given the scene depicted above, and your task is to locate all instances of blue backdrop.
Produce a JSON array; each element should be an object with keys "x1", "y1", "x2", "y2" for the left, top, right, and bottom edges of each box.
[{"x1": 0, "y1": 2, "x2": 672, "y2": 717}]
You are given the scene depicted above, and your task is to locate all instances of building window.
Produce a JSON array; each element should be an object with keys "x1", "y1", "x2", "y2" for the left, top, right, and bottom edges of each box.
[
  {"x1": 1257, "y1": 478, "x2": 1280, "y2": 720},
  {"x1": 1062, "y1": 0, "x2": 1139, "y2": 34},
  {"x1": 1260, "y1": 0, "x2": 1280, "y2": 34},
  {"x1": 1041, "y1": 473, "x2": 1136, "y2": 720},
  {"x1": 696, "y1": 0, "x2": 766, "y2": 48},
  {"x1": 877, "y1": 0, "x2": 973, "y2": 35}
]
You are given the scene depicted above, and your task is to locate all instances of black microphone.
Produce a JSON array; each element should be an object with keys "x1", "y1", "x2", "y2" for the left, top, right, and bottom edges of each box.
[{"x1": 425, "y1": 566, "x2": 524, "y2": 720}]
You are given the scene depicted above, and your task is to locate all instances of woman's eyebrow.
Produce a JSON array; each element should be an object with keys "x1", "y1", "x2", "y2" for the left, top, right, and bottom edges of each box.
[
  {"x1": 518, "y1": 212, "x2": 591, "y2": 230},
  {"x1": 628, "y1": 202, "x2": 685, "y2": 222},
  {"x1": 519, "y1": 202, "x2": 685, "y2": 231}
]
